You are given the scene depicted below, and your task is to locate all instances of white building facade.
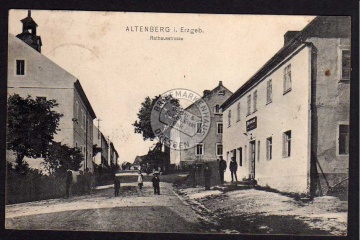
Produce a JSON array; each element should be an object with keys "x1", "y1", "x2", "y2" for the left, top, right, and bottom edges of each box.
[{"x1": 221, "y1": 16, "x2": 350, "y2": 196}]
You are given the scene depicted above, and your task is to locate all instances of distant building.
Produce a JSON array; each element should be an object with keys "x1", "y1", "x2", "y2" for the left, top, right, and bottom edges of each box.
[
  {"x1": 170, "y1": 81, "x2": 232, "y2": 167},
  {"x1": 93, "y1": 125, "x2": 109, "y2": 168},
  {"x1": 109, "y1": 142, "x2": 119, "y2": 168},
  {"x1": 221, "y1": 16, "x2": 350, "y2": 196},
  {"x1": 8, "y1": 11, "x2": 96, "y2": 172}
]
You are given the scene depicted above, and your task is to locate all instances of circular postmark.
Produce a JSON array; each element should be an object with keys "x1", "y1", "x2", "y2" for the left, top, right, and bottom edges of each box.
[{"x1": 150, "y1": 88, "x2": 211, "y2": 150}]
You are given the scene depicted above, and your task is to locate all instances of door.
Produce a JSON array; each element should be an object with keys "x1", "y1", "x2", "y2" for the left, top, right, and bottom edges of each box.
[{"x1": 249, "y1": 141, "x2": 256, "y2": 179}]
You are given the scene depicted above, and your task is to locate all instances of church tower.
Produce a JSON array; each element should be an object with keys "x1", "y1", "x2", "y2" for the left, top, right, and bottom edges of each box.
[{"x1": 16, "y1": 10, "x2": 42, "y2": 53}]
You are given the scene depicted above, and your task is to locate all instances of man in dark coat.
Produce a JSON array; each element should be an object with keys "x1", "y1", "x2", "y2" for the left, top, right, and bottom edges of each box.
[
  {"x1": 114, "y1": 176, "x2": 120, "y2": 197},
  {"x1": 203, "y1": 163, "x2": 212, "y2": 190},
  {"x1": 84, "y1": 168, "x2": 93, "y2": 194},
  {"x1": 229, "y1": 157, "x2": 238, "y2": 182},
  {"x1": 151, "y1": 173, "x2": 160, "y2": 195},
  {"x1": 65, "y1": 170, "x2": 72, "y2": 198},
  {"x1": 218, "y1": 156, "x2": 227, "y2": 184}
]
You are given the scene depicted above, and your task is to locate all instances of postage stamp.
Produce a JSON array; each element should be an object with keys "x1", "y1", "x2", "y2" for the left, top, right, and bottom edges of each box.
[{"x1": 150, "y1": 88, "x2": 211, "y2": 150}]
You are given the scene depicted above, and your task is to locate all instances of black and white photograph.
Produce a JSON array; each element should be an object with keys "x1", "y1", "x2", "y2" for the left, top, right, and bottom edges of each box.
[{"x1": 3, "y1": 4, "x2": 358, "y2": 238}]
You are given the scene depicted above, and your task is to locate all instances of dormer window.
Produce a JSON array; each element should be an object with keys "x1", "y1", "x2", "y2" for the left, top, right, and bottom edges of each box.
[{"x1": 218, "y1": 90, "x2": 225, "y2": 95}]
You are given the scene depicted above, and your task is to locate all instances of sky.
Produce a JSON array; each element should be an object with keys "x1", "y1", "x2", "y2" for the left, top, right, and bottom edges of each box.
[{"x1": 8, "y1": 10, "x2": 315, "y2": 164}]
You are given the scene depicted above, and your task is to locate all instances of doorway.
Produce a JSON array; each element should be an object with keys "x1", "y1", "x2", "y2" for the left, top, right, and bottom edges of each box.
[{"x1": 250, "y1": 140, "x2": 256, "y2": 179}]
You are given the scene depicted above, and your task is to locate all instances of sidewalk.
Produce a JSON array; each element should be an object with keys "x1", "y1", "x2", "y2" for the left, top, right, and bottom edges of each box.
[{"x1": 175, "y1": 186, "x2": 348, "y2": 235}]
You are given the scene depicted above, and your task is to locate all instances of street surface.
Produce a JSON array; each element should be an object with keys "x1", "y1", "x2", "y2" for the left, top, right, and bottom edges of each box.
[
  {"x1": 5, "y1": 179, "x2": 347, "y2": 235},
  {"x1": 5, "y1": 182, "x2": 204, "y2": 233}
]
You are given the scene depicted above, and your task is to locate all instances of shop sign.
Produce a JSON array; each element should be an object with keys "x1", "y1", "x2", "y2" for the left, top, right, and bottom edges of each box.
[{"x1": 246, "y1": 117, "x2": 257, "y2": 131}]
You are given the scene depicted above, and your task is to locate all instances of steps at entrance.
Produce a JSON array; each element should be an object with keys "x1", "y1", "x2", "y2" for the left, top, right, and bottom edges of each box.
[{"x1": 213, "y1": 179, "x2": 257, "y2": 192}]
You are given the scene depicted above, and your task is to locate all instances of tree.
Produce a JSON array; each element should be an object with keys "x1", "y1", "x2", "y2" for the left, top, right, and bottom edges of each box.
[
  {"x1": 7, "y1": 94, "x2": 63, "y2": 171},
  {"x1": 121, "y1": 161, "x2": 132, "y2": 170},
  {"x1": 41, "y1": 142, "x2": 83, "y2": 175},
  {"x1": 133, "y1": 95, "x2": 179, "y2": 141}
]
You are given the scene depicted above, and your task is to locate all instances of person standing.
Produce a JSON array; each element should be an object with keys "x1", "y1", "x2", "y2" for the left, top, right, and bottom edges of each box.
[
  {"x1": 138, "y1": 170, "x2": 144, "y2": 190},
  {"x1": 151, "y1": 173, "x2": 160, "y2": 195},
  {"x1": 203, "y1": 163, "x2": 212, "y2": 190},
  {"x1": 229, "y1": 157, "x2": 238, "y2": 182},
  {"x1": 84, "y1": 168, "x2": 93, "y2": 194},
  {"x1": 218, "y1": 156, "x2": 227, "y2": 184},
  {"x1": 114, "y1": 176, "x2": 120, "y2": 197},
  {"x1": 65, "y1": 169, "x2": 72, "y2": 198}
]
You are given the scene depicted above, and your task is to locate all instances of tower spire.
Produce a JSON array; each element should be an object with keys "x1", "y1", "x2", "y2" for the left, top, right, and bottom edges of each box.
[{"x1": 16, "y1": 10, "x2": 42, "y2": 53}]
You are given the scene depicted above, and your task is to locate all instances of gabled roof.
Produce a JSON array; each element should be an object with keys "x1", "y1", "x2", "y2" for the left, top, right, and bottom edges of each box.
[
  {"x1": 185, "y1": 81, "x2": 233, "y2": 111},
  {"x1": 74, "y1": 80, "x2": 96, "y2": 119},
  {"x1": 221, "y1": 16, "x2": 350, "y2": 110}
]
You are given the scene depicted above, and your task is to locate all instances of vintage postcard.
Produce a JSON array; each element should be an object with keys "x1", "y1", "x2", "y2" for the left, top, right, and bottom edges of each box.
[{"x1": 5, "y1": 9, "x2": 351, "y2": 236}]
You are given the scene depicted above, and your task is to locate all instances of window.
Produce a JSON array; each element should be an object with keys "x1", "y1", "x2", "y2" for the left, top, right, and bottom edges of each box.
[
  {"x1": 217, "y1": 122, "x2": 223, "y2": 134},
  {"x1": 253, "y1": 90, "x2": 257, "y2": 112},
  {"x1": 90, "y1": 124, "x2": 92, "y2": 139},
  {"x1": 247, "y1": 94, "x2": 251, "y2": 115},
  {"x1": 228, "y1": 110, "x2": 231, "y2": 127},
  {"x1": 257, "y1": 141, "x2": 260, "y2": 161},
  {"x1": 216, "y1": 143, "x2": 223, "y2": 156},
  {"x1": 218, "y1": 90, "x2": 225, "y2": 95},
  {"x1": 83, "y1": 113, "x2": 86, "y2": 130},
  {"x1": 339, "y1": 124, "x2": 349, "y2": 155},
  {"x1": 16, "y1": 60, "x2": 25, "y2": 75},
  {"x1": 214, "y1": 104, "x2": 222, "y2": 114},
  {"x1": 244, "y1": 145, "x2": 247, "y2": 165},
  {"x1": 266, "y1": 137, "x2": 272, "y2": 160},
  {"x1": 80, "y1": 110, "x2": 83, "y2": 128},
  {"x1": 237, "y1": 102, "x2": 241, "y2": 121},
  {"x1": 196, "y1": 122, "x2": 203, "y2": 134},
  {"x1": 267, "y1": 80, "x2": 272, "y2": 103},
  {"x1": 283, "y1": 131, "x2": 291, "y2": 157},
  {"x1": 75, "y1": 101, "x2": 79, "y2": 119},
  {"x1": 196, "y1": 143, "x2": 204, "y2": 156},
  {"x1": 238, "y1": 147, "x2": 242, "y2": 166},
  {"x1": 341, "y1": 50, "x2": 350, "y2": 80},
  {"x1": 283, "y1": 64, "x2": 292, "y2": 93}
]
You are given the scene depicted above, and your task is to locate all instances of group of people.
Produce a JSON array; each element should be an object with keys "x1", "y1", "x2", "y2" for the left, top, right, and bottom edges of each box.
[
  {"x1": 202, "y1": 156, "x2": 238, "y2": 191},
  {"x1": 218, "y1": 156, "x2": 238, "y2": 184},
  {"x1": 65, "y1": 168, "x2": 93, "y2": 198},
  {"x1": 113, "y1": 170, "x2": 161, "y2": 197}
]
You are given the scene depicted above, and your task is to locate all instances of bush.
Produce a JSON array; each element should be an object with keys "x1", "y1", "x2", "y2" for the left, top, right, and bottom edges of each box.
[{"x1": 6, "y1": 162, "x2": 90, "y2": 204}]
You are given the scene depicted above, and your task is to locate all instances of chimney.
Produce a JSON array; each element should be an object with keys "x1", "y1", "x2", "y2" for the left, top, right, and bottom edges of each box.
[
  {"x1": 284, "y1": 31, "x2": 300, "y2": 45},
  {"x1": 203, "y1": 90, "x2": 211, "y2": 97},
  {"x1": 219, "y1": 81, "x2": 223, "y2": 86}
]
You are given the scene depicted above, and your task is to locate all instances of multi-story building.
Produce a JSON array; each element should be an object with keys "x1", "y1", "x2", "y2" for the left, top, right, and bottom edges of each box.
[
  {"x1": 221, "y1": 16, "x2": 350, "y2": 196},
  {"x1": 8, "y1": 11, "x2": 96, "y2": 172},
  {"x1": 170, "y1": 81, "x2": 232, "y2": 167},
  {"x1": 109, "y1": 142, "x2": 119, "y2": 168},
  {"x1": 93, "y1": 124, "x2": 109, "y2": 168}
]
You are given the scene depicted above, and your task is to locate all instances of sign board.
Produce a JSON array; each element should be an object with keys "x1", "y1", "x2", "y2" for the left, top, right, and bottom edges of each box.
[{"x1": 246, "y1": 117, "x2": 257, "y2": 131}]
